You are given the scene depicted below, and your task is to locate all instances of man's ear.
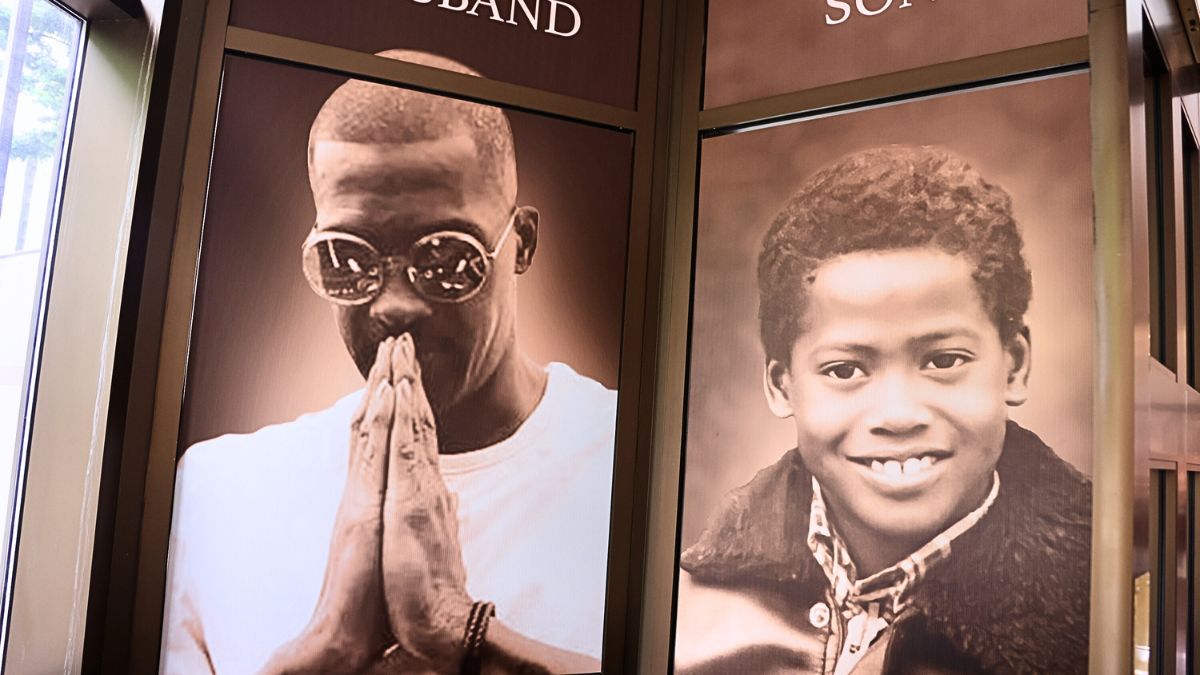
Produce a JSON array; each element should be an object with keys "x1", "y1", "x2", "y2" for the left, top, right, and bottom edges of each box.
[
  {"x1": 513, "y1": 206, "x2": 539, "y2": 275},
  {"x1": 1004, "y1": 327, "x2": 1032, "y2": 407},
  {"x1": 763, "y1": 358, "x2": 796, "y2": 419}
]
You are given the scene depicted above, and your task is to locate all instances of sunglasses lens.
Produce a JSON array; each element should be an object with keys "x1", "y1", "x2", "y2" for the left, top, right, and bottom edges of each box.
[
  {"x1": 302, "y1": 236, "x2": 382, "y2": 304},
  {"x1": 409, "y1": 234, "x2": 488, "y2": 302}
]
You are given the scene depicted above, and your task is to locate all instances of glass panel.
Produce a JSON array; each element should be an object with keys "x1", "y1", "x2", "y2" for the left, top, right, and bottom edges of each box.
[
  {"x1": 675, "y1": 74, "x2": 1094, "y2": 671},
  {"x1": 1146, "y1": 23, "x2": 1174, "y2": 371},
  {"x1": 0, "y1": 0, "x2": 81, "y2": 568},
  {"x1": 705, "y1": 0, "x2": 1087, "y2": 108},
  {"x1": 1185, "y1": 122, "x2": 1199, "y2": 389},
  {"x1": 1188, "y1": 473, "x2": 1197, "y2": 675},
  {"x1": 160, "y1": 56, "x2": 632, "y2": 673},
  {"x1": 229, "y1": 0, "x2": 643, "y2": 108},
  {"x1": 1137, "y1": 569, "x2": 1151, "y2": 675},
  {"x1": 1146, "y1": 469, "x2": 1174, "y2": 675}
]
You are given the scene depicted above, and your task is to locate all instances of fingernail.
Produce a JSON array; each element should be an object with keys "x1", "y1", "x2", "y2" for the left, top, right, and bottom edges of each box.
[
  {"x1": 400, "y1": 334, "x2": 414, "y2": 359},
  {"x1": 397, "y1": 377, "x2": 412, "y2": 401},
  {"x1": 375, "y1": 379, "x2": 390, "y2": 398}
]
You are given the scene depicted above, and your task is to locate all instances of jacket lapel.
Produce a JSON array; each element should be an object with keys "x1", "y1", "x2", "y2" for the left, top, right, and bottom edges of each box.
[{"x1": 680, "y1": 422, "x2": 1092, "y2": 674}]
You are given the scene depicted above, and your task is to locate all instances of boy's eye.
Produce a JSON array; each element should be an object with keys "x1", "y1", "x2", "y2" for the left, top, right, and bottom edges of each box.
[
  {"x1": 821, "y1": 362, "x2": 866, "y2": 381},
  {"x1": 924, "y1": 352, "x2": 970, "y2": 371}
]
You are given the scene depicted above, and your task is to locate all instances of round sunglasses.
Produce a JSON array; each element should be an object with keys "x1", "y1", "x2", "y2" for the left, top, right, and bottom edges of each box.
[{"x1": 301, "y1": 209, "x2": 517, "y2": 305}]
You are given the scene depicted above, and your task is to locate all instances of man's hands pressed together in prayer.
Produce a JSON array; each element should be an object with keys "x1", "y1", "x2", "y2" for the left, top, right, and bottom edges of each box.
[
  {"x1": 262, "y1": 336, "x2": 595, "y2": 675},
  {"x1": 379, "y1": 340, "x2": 473, "y2": 668},
  {"x1": 262, "y1": 335, "x2": 471, "y2": 673}
]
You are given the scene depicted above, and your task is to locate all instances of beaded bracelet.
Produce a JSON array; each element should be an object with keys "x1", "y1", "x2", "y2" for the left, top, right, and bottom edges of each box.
[{"x1": 459, "y1": 600, "x2": 496, "y2": 675}]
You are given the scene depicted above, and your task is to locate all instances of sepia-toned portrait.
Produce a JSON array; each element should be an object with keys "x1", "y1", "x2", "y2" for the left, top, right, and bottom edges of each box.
[
  {"x1": 673, "y1": 74, "x2": 1094, "y2": 674},
  {"x1": 158, "y1": 51, "x2": 632, "y2": 674}
]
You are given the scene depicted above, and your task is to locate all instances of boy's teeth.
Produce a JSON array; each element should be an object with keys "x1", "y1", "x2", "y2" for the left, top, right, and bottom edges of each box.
[{"x1": 867, "y1": 455, "x2": 940, "y2": 476}]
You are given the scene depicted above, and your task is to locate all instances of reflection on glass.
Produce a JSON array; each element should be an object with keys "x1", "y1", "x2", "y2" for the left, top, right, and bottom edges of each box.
[
  {"x1": 1189, "y1": 474, "x2": 1197, "y2": 675},
  {"x1": 1184, "y1": 128, "x2": 1200, "y2": 389},
  {"x1": 1134, "y1": 571, "x2": 1150, "y2": 675},
  {"x1": 0, "y1": 0, "x2": 82, "y2": 563},
  {"x1": 1144, "y1": 469, "x2": 1172, "y2": 675},
  {"x1": 1145, "y1": 23, "x2": 1173, "y2": 370}
]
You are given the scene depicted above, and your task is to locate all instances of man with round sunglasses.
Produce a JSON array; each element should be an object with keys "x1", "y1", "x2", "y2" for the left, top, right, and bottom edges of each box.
[
  {"x1": 302, "y1": 208, "x2": 518, "y2": 306},
  {"x1": 161, "y1": 51, "x2": 617, "y2": 675}
]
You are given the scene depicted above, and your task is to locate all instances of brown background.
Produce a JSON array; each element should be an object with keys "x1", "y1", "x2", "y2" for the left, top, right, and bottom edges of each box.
[
  {"x1": 230, "y1": 0, "x2": 643, "y2": 108},
  {"x1": 705, "y1": 0, "x2": 1087, "y2": 108},
  {"x1": 178, "y1": 55, "x2": 633, "y2": 450},
  {"x1": 680, "y1": 73, "x2": 1094, "y2": 548}
]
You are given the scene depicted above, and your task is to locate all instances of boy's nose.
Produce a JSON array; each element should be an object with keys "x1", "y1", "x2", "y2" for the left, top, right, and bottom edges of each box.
[{"x1": 865, "y1": 372, "x2": 933, "y2": 437}]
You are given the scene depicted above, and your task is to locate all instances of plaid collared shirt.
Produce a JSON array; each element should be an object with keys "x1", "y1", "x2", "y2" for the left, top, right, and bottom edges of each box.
[{"x1": 805, "y1": 471, "x2": 1000, "y2": 675}]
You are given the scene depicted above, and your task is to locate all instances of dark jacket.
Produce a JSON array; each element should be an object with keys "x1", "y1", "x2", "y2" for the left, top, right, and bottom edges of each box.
[{"x1": 677, "y1": 422, "x2": 1091, "y2": 674}]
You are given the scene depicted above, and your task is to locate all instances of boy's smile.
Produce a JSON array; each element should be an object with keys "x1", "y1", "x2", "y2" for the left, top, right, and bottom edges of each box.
[{"x1": 765, "y1": 247, "x2": 1030, "y2": 572}]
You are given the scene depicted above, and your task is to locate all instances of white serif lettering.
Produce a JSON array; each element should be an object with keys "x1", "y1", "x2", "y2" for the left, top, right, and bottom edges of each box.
[{"x1": 826, "y1": 0, "x2": 919, "y2": 26}]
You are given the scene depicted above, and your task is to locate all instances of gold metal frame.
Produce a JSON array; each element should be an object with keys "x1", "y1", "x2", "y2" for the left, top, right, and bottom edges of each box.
[
  {"x1": 87, "y1": 0, "x2": 1158, "y2": 671},
  {"x1": 1090, "y1": 1, "x2": 1138, "y2": 672},
  {"x1": 88, "y1": 0, "x2": 670, "y2": 670},
  {"x1": 636, "y1": 0, "x2": 1138, "y2": 672}
]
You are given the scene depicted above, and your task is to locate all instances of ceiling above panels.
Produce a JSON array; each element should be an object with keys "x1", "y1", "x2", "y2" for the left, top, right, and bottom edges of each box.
[{"x1": 1179, "y1": 0, "x2": 1200, "y2": 62}]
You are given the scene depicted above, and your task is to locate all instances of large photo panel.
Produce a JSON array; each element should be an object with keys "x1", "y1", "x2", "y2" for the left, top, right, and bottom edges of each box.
[
  {"x1": 161, "y1": 54, "x2": 633, "y2": 674},
  {"x1": 674, "y1": 73, "x2": 1094, "y2": 673},
  {"x1": 705, "y1": 0, "x2": 1087, "y2": 108}
]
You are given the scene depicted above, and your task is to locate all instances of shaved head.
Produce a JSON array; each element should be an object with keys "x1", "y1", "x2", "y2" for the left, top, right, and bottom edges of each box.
[{"x1": 308, "y1": 50, "x2": 518, "y2": 204}]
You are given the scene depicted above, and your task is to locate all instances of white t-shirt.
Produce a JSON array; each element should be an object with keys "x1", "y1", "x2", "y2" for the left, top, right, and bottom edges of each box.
[{"x1": 160, "y1": 363, "x2": 616, "y2": 674}]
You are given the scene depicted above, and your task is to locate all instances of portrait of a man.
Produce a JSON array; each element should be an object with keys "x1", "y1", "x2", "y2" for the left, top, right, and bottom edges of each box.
[
  {"x1": 159, "y1": 51, "x2": 628, "y2": 674},
  {"x1": 672, "y1": 75, "x2": 1095, "y2": 674}
]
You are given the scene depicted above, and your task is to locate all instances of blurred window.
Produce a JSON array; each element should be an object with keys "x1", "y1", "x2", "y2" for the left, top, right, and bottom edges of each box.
[{"x1": 0, "y1": 0, "x2": 82, "y2": 595}]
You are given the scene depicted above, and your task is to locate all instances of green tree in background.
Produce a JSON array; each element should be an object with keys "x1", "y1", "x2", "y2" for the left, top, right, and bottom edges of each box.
[{"x1": 0, "y1": 0, "x2": 80, "y2": 252}]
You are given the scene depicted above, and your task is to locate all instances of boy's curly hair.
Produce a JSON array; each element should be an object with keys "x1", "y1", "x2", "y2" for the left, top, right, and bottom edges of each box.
[{"x1": 758, "y1": 145, "x2": 1032, "y2": 364}]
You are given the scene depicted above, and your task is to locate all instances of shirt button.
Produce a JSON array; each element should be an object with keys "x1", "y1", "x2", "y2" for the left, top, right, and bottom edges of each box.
[{"x1": 808, "y1": 602, "x2": 831, "y2": 629}]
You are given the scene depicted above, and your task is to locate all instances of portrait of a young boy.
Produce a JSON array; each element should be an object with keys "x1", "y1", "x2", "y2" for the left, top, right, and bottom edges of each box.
[{"x1": 673, "y1": 145, "x2": 1092, "y2": 674}]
